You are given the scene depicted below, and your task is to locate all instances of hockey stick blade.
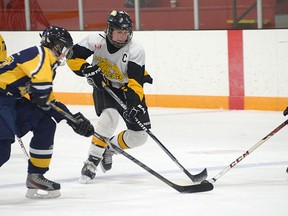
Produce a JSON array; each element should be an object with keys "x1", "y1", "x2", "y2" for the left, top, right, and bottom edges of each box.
[
  {"x1": 175, "y1": 182, "x2": 214, "y2": 193},
  {"x1": 110, "y1": 142, "x2": 213, "y2": 193},
  {"x1": 189, "y1": 168, "x2": 208, "y2": 182}
]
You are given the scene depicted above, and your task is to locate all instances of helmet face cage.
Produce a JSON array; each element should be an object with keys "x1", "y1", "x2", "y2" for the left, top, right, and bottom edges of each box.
[
  {"x1": 106, "y1": 10, "x2": 133, "y2": 48},
  {"x1": 40, "y1": 26, "x2": 73, "y2": 64}
]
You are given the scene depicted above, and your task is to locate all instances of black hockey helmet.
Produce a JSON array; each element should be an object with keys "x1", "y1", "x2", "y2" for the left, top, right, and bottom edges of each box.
[
  {"x1": 106, "y1": 10, "x2": 133, "y2": 48},
  {"x1": 40, "y1": 26, "x2": 73, "y2": 59}
]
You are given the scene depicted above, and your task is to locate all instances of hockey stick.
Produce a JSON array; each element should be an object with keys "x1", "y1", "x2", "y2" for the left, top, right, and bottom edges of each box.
[
  {"x1": 100, "y1": 82, "x2": 207, "y2": 183},
  {"x1": 16, "y1": 136, "x2": 29, "y2": 160},
  {"x1": 48, "y1": 102, "x2": 213, "y2": 193},
  {"x1": 203, "y1": 119, "x2": 288, "y2": 184},
  {"x1": 109, "y1": 142, "x2": 213, "y2": 193}
]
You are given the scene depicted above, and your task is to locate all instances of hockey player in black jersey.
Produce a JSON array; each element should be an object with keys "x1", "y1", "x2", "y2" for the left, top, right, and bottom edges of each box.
[
  {"x1": 0, "y1": 26, "x2": 94, "y2": 198},
  {"x1": 67, "y1": 10, "x2": 153, "y2": 183}
]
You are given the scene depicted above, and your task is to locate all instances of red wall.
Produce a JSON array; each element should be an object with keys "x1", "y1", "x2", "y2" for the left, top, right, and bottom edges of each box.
[{"x1": 0, "y1": 0, "x2": 277, "y2": 30}]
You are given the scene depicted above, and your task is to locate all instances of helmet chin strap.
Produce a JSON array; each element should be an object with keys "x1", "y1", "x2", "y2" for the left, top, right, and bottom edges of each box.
[
  {"x1": 51, "y1": 46, "x2": 72, "y2": 66},
  {"x1": 57, "y1": 57, "x2": 67, "y2": 66}
]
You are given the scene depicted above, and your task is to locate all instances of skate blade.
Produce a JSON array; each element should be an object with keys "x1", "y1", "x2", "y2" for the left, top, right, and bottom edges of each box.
[
  {"x1": 79, "y1": 175, "x2": 93, "y2": 184},
  {"x1": 26, "y1": 188, "x2": 61, "y2": 199}
]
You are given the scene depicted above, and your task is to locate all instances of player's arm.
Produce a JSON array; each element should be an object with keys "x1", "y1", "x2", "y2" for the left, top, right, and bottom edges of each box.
[
  {"x1": 28, "y1": 65, "x2": 94, "y2": 137},
  {"x1": 67, "y1": 33, "x2": 101, "y2": 76},
  {"x1": 47, "y1": 100, "x2": 94, "y2": 137},
  {"x1": 121, "y1": 60, "x2": 148, "y2": 123},
  {"x1": 125, "y1": 61, "x2": 145, "y2": 103},
  {"x1": 67, "y1": 44, "x2": 93, "y2": 76}
]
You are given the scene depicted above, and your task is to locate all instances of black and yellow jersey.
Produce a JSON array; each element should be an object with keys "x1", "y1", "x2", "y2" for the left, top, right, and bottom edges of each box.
[
  {"x1": 0, "y1": 34, "x2": 7, "y2": 62},
  {"x1": 0, "y1": 45, "x2": 58, "y2": 100},
  {"x1": 67, "y1": 32, "x2": 152, "y2": 104}
]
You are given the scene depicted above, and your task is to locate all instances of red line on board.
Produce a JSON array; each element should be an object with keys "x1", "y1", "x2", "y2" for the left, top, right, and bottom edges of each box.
[{"x1": 228, "y1": 30, "x2": 244, "y2": 110}]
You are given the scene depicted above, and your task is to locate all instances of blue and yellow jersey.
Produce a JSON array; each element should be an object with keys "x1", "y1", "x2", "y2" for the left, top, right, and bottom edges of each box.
[
  {"x1": 0, "y1": 45, "x2": 58, "y2": 100},
  {"x1": 0, "y1": 34, "x2": 7, "y2": 62}
]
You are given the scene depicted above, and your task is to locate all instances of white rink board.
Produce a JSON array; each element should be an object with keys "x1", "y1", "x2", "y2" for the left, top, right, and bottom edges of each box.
[
  {"x1": 243, "y1": 30, "x2": 288, "y2": 97},
  {"x1": 1, "y1": 30, "x2": 288, "y2": 97}
]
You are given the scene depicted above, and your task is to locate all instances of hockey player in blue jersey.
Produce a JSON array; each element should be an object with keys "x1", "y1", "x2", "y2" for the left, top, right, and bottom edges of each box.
[
  {"x1": 0, "y1": 34, "x2": 7, "y2": 63},
  {"x1": 0, "y1": 26, "x2": 94, "y2": 198}
]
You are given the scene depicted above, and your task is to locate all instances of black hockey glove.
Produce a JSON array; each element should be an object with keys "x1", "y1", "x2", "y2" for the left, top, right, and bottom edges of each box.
[
  {"x1": 67, "y1": 112, "x2": 94, "y2": 137},
  {"x1": 81, "y1": 64, "x2": 106, "y2": 90},
  {"x1": 30, "y1": 93, "x2": 50, "y2": 107},
  {"x1": 29, "y1": 84, "x2": 52, "y2": 108},
  {"x1": 123, "y1": 104, "x2": 146, "y2": 124},
  {"x1": 283, "y1": 107, "x2": 288, "y2": 116},
  {"x1": 122, "y1": 86, "x2": 147, "y2": 123}
]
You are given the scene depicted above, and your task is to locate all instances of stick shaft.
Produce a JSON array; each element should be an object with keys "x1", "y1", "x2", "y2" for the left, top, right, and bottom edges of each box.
[
  {"x1": 210, "y1": 119, "x2": 288, "y2": 183},
  {"x1": 102, "y1": 83, "x2": 207, "y2": 182},
  {"x1": 16, "y1": 136, "x2": 29, "y2": 160}
]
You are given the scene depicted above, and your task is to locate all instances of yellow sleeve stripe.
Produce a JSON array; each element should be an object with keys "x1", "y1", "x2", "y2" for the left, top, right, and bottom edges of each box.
[
  {"x1": 67, "y1": 58, "x2": 88, "y2": 72},
  {"x1": 127, "y1": 78, "x2": 144, "y2": 101},
  {"x1": 118, "y1": 131, "x2": 129, "y2": 149},
  {"x1": 30, "y1": 157, "x2": 51, "y2": 168},
  {"x1": 92, "y1": 135, "x2": 108, "y2": 148}
]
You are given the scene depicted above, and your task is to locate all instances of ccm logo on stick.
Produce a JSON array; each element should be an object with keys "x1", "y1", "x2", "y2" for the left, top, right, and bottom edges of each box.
[{"x1": 230, "y1": 151, "x2": 249, "y2": 168}]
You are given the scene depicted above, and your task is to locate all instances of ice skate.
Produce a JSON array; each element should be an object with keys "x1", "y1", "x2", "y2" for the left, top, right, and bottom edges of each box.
[
  {"x1": 100, "y1": 149, "x2": 113, "y2": 172},
  {"x1": 79, "y1": 155, "x2": 101, "y2": 184},
  {"x1": 26, "y1": 173, "x2": 61, "y2": 199}
]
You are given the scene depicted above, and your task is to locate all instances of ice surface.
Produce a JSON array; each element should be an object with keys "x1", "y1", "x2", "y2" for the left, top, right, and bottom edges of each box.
[{"x1": 0, "y1": 106, "x2": 287, "y2": 216}]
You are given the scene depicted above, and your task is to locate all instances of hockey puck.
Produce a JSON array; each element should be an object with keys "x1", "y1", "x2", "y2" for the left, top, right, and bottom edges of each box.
[
  {"x1": 201, "y1": 180, "x2": 209, "y2": 184},
  {"x1": 286, "y1": 167, "x2": 288, "y2": 173}
]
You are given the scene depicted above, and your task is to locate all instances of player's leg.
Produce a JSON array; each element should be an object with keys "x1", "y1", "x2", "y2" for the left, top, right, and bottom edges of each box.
[
  {"x1": 0, "y1": 97, "x2": 16, "y2": 167},
  {"x1": 108, "y1": 97, "x2": 151, "y2": 151},
  {"x1": 80, "y1": 108, "x2": 119, "y2": 182},
  {"x1": 16, "y1": 100, "x2": 60, "y2": 198}
]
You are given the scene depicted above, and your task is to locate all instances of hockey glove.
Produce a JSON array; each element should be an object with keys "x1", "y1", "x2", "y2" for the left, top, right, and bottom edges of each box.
[
  {"x1": 30, "y1": 93, "x2": 50, "y2": 107},
  {"x1": 283, "y1": 107, "x2": 288, "y2": 116},
  {"x1": 123, "y1": 104, "x2": 146, "y2": 124},
  {"x1": 28, "y1": 83, "x2": 52, "y2": 109},
  {"x1": 67, "y1": 112, "x2": 94, "y2": 137},
  {"x1": 81, "y1": 64, "x2": 106, "y2": 90}
]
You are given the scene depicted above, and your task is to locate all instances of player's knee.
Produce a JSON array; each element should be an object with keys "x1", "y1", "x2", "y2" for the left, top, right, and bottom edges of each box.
[
  {"x1": 124, "y1": 130, "x2": 148, "y2": 148},
  {"x1": 46, "y1": 116, "x2": 56, "y2": 132},
  {"x1": 0, "y1": 140, "x2": 12, "y2": 166},
  {"x1": 39, "y1": 115, "x2": 56, "y2": 133},
  {"x1": 30, "y1": 116, "x2": 56, "y2": 148}
]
